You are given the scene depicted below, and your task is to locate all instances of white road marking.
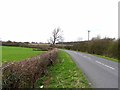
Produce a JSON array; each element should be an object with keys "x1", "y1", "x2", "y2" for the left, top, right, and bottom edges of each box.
[
  {"x1": 83, "y1": 55, "x2": 87, "y2": 58},
  {"x1": 88, "y1": 57, "x2": 91, "y2": 60},
  {"x1": 83, "y1": 55, "x2": 91, "y2": 60},
  {"x1": 96, "y1": 61, "x2": 115, "y2": 70}
]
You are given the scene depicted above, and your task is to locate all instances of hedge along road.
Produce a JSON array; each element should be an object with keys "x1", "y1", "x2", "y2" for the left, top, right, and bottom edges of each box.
[{"x1": 64, "y1": 50, "x2": 118, "y2": 88}]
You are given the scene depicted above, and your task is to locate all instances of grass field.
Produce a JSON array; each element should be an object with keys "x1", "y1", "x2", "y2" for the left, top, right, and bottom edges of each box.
[
  {"x1": 2, "y1": 46, "x2": 44, "y2": 63},
  {"x1": 35, "y1": 50, "x2": 90, "y2": 88}
]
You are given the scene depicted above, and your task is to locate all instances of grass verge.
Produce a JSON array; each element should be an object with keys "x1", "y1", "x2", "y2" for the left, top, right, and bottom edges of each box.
[
  {"x1": 63, "y1": 49, "x2": 119, "y2": 63},
  {"x1": 35, "y1": 50, "x2": 90, "y2": 88},
  {"x1": 93, "y1": 54, "x2": 119, "y2": 63},
  {"x1": 79, "y1": 51, "x2": 119, "y2": 63}
]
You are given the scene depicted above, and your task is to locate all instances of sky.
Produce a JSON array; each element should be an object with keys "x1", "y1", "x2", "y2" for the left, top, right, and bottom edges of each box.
[{"x1": 0, "y1": 0, "x2": 119, "y2": 43}]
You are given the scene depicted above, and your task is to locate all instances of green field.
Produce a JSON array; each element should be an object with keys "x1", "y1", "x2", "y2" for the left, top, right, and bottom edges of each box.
[
  {"x1": 2, "y1": 46, "x2": 44, "y2": 63},
  {"x1": 35, "y1": 50, "x2": 90, "y2": 88}
]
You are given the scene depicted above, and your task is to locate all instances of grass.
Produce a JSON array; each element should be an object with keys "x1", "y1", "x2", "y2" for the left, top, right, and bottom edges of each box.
[
  {"x1": 78, "y1": 51, "x2": 119, "y2": 63},
  {"x1": 63, "y1": 48, "x2": 119, "y2": 63},
  {"x1": 2, "y1": 46, "x2": 45, "y2": 63},
  {"x1": 93, "y1": 54, "x2": 119, "y2": 63},
  {"x1": 35, "y1": 50, "x2": 90, "y2": 88}
]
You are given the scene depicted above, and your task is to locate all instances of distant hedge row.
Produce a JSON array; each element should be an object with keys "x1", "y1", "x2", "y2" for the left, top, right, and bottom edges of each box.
[
  {"x1": 2, "y1": 48, "x2": 58, "y2": 88},
  {"x1": 64, "y1": 38, "x2": 119, "y2": 59},
  {"x1": 2, "y1": 41, "x2": 54, "y2": 51}
]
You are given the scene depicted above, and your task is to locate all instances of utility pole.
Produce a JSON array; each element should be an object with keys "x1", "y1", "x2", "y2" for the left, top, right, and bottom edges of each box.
[{"x1": 88, "y1": 30, "x2": 90, "y2": 41}]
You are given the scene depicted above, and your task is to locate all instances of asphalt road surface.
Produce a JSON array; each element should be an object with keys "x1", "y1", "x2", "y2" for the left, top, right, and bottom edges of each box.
[{"x1": 64, "y1": 50, "x2": 118, "y2": 88}]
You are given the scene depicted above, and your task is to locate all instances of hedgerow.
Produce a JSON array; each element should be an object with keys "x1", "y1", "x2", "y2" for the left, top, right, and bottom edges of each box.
[
  {"x1": 2, "y1": 48, "x2": 58, "y2": 88},
  {"x1": 64, "y1": 38, "x2": 118, "y2": 60}
]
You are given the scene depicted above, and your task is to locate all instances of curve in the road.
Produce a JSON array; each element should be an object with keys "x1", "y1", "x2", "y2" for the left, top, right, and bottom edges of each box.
[{"x1": 64, "y1": 50, "x2": 118, "y2": 88}]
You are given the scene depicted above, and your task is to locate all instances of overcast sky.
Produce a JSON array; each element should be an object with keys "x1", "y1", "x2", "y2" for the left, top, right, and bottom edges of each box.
[{"x1": 0, "y1": 0, "x2": 119, "y2": 43}]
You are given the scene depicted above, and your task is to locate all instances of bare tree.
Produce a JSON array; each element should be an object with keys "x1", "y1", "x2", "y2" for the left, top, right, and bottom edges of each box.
[{"x1": 49, "y1": 27, "x2": 63, "y2": 45}]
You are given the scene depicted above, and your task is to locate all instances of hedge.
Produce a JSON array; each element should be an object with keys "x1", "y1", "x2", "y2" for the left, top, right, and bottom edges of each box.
[{"x1": 2, "y1": 48, "x2": 58, "y2": 88}]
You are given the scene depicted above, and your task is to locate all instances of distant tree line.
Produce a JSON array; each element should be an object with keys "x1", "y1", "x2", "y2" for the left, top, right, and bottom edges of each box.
[
  {"x1": 1, "y1": 40, "x2": 53, "y2": 51},
  {"x1": 1, "y1": 36, "x2": 119, "y2": 60},
  {"x1": 64, "y1": 37, "x2": 119, "y2": 60},
  {"x1": 2, "y1": 40, "x2": 30, "y2": 47}
]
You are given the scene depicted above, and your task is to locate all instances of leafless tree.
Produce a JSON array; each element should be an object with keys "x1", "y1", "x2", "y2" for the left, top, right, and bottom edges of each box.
[{"x1": 49, "y1": 27, "x2": 63, "y2": 45}]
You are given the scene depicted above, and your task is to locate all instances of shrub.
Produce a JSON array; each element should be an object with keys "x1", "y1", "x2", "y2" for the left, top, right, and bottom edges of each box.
[
  {"x1": 64, "y1": 37, "x2": 118, "y2": 59},
  {"x1": 2, "y1": 48, "x2": 58, "y2": 88}
]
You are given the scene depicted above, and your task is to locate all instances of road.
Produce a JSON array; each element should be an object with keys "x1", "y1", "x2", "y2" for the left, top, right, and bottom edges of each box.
[{"x1": 64, "y1": 50, "x2": 118, "y2": 88}]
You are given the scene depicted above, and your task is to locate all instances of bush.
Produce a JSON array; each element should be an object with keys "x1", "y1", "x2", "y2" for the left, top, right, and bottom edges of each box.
[
  {"x1": 2, "y1": 48, "x2": 58, "y2": 88},
  {"x1": 64, "y1": 37, "x2": 118, "y2": 59}
]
